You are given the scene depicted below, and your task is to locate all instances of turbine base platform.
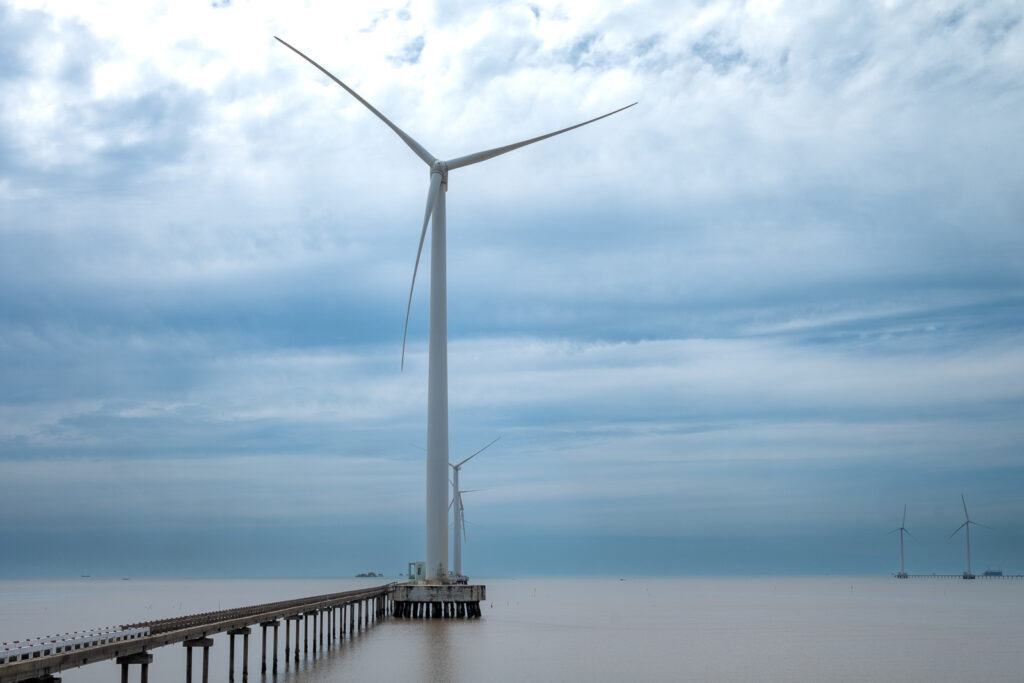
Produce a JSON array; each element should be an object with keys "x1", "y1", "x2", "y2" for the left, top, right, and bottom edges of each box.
[{"x1": 392, "y1": 583, "x2": 486, "y2": 618}]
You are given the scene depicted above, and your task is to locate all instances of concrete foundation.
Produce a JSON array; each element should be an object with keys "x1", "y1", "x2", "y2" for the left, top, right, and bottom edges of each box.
[{"x1": 391, "y1": 583, "x2": 485, "y2": 619}]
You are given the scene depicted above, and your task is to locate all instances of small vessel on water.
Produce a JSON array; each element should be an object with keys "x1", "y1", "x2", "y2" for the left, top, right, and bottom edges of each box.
[{"x1": 983, "y1": 568, "x2": 1003, "y2": 577}]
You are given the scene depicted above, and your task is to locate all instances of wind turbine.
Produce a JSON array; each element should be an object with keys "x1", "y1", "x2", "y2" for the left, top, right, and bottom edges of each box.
[
  {"x1": 888, "y1": 504, "x2": 911, "y2": 578},
  {"x1": 276, "y1": 38, "x2": 635, "y2": 581},
  {"x1": 452, "y1": 488, "x2": 482, "y2": 571},
  {"x1": 950, "y1": 494, "x2": 990, "y2": 579},
  {"x1": 450, "y1": 437, "x2": 500, "y2": 578}
]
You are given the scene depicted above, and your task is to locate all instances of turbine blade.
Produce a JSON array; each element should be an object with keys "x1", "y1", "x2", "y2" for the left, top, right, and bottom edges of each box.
[
  {"x1": 275, "y1": 37, "x2": 436, "y2": 167},
  {"x1": 887, "y1": 529, "x2": 899, "y2": 535},
  {"x1": 445, "y1": 102, "x2": 638, "y2": 170},
  {"x1": 949, "y1": 522, "x2": 967, "y2": 539},
  {"x1": 902, "y1": 504, "x2": 907, "y2": 528},
  {"x1": 962, "y1": 494, "x2": 969, "y2": 521},
  {"x1": 459, "y1": 493, "x2": 467, "y2": 542},
  {"x1": 972, "y1": 521, "x2": 993, "y2": 530},
  {"x1": 401, "y1": 172, "x2": 443, "y2": 370},
  {"x1": 904, "y1": 528, "x2": 912, "y2": 537},
  {"x1": 455, "y1": 436, "x2": 501, "y2": 468}
]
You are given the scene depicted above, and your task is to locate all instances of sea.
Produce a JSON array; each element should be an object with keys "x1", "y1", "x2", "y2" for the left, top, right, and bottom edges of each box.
[{"x1": 1, "y1": 576, "x2": 1021, "y2": 682}]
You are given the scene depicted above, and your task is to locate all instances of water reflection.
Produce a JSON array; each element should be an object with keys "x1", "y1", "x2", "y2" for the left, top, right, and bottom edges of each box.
[{"x1": 422, "y1": 618, "x2": 454, "y2": 682}]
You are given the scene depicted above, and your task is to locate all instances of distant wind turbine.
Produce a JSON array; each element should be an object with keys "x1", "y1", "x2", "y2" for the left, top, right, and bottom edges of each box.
[
  {"x1": 949, "y1": 494, "x2": 990, "y2": 579},
  {"x1": 888, "y1": 504, "x2": 911, "y2": 578},
  {"x1": 276, "y1": 37, "x2": 634, "y2": 580},
  {"x1": 450, "y1": 437, "x2": 499, "y2": 578}
]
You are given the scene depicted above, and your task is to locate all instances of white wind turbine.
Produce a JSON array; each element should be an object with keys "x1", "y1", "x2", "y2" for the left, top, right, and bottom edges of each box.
[
  {"x1": 888, "y1": 504, "x2": 911, "y2": 578},
  {"x1": 450, "y1": 437, "x2": 500, "y2": 578},
  {"x1": 950, "y1": 494, "x2": 990, "y2": 579},
  {"x1": 276, "y1": 38, "x2": 635, "y2": 581}
]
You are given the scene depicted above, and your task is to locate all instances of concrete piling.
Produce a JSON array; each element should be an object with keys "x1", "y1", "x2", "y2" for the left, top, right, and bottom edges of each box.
[
  {"x1": 227, "y1": 628, "x2": 250, "y2": 682},
  {"x1": 116, "y1": 652, "x2": 152, "y2": 683},
  {"x1": 271, "y1": 622, "x2": 279, "y2": 673},
  {"x1": 258, "y1": 622, "x2": 276, "y2": 674},
  {"x1": 183, "y1": 638, "x2": 212, "y2": 683},
  {"x1": 286, "y1": 615, "x2": 302, "y2": 663}
]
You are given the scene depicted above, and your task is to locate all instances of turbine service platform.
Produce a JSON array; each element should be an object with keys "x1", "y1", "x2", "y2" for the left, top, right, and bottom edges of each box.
[{"x1": 393, "y1": 563, "x2": 485, "y2": 618}]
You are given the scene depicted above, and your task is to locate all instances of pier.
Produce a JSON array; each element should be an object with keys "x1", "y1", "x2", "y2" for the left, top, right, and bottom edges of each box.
[
  {"x1": 897, "y1": 573, "x2": 1024, "y2": 579},
  {"x1": 0, "y1": 584, "x2": 394, "y2": 683}
]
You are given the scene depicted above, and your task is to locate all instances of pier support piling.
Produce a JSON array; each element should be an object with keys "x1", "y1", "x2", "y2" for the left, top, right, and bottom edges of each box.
[
  {"x1": 116, "y1": 652, "x2": 152, "y2": 683},
  {"x1": 286, "y1": 615, "x2": 302, "y2": 663},
  {"x1": 183, "y1": 638, "x2": 213, "y2": 683},
  {"x1": 259, "y1": 622, "x2": 276, "y2": 673},
  {"x1": 272, "y1": 621, "x2": 279, "y2": 673},
  {"x1": 227, "y1": 627, "x2": 250, "y2": 682}
]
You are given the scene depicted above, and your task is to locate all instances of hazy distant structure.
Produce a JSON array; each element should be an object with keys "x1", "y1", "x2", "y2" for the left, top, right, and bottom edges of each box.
[
  {"x1": 450, "y1": 437, "x2": 499, "y2": 579},
  {"x1": 950, "y1": 494, "x2": 990, "y2": 579},
  {"x1": 276, "y1": 37, "x2": 634, "y2": 581},
  {"x1": 889, "y1": 504, "x2": 911, "y2": 578}
]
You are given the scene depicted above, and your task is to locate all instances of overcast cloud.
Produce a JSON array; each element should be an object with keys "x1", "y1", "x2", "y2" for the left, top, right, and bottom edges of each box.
[{"x1": 1, "y1": 0, "x2": 1023, "y2": 577}]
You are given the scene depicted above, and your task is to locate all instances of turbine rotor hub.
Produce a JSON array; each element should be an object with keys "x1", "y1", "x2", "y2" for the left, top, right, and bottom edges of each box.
[{"x1": 430, "y1": 160, "x2": 448, "y2": 183}]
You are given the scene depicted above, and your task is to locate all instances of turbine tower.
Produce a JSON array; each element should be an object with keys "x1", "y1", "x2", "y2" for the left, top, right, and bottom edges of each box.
[
  {"x1": 277, "y1": 38, "x2": 635, "y2": 581},
  {"x1": 450, "y1": 437, "x2": 499, "y2": 578},
  {"x1": 950, "y1": 494, "x2": 990, "y2": 579},
  {"x1": 452, "y1": 487, "x2": 482, "y2": 577},
  {"x1": 888, "y1": 504, "x2": 911, "y2": 578}
]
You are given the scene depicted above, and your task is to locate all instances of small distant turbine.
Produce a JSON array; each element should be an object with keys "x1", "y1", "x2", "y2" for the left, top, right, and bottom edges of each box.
[
  {"x1": 888, "y1": 504, "x2": 911, "y2": 578},
  {"x1": 276, "y1": 38, "x2": 634, "y2": 580},
  {"x1": 450, "y1": 437, "x2": 499, "y2": 578},
  {"x1": 949, "y1": 494, "x2": 991, "y2": 579},
  {"x1": 452, "y1": 488, "x2": 482, "y2": 544}
]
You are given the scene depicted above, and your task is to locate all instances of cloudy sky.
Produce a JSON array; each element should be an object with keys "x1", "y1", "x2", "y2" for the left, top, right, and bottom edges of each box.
[{"x1": 2, "y1": 0, "x2": 1022, "y2": 577}]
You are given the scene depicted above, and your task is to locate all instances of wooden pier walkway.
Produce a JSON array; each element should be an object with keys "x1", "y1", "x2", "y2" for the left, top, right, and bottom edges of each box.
[{"x1": 0, "y1": 583, "x2": 395, "y2": 683}]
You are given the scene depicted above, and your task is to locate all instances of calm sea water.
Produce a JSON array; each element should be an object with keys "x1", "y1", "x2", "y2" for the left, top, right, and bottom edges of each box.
[{"x1": 2, "y1": 577, "x2": 1021, "y2": 682}]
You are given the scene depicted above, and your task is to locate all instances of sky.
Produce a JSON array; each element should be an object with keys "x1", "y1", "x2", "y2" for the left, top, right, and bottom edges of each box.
[{"x1": 1, "y1": 0, "x2": 1023, "y2": 578}]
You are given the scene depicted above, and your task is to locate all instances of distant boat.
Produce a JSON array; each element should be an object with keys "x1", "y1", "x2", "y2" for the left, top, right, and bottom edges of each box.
[
  {"x1": 355, "y1": 572, "x2": 381, "y2": 577},
  {"x1": 983, "y1": 569, "x2": 1003, "y2": 577}
]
